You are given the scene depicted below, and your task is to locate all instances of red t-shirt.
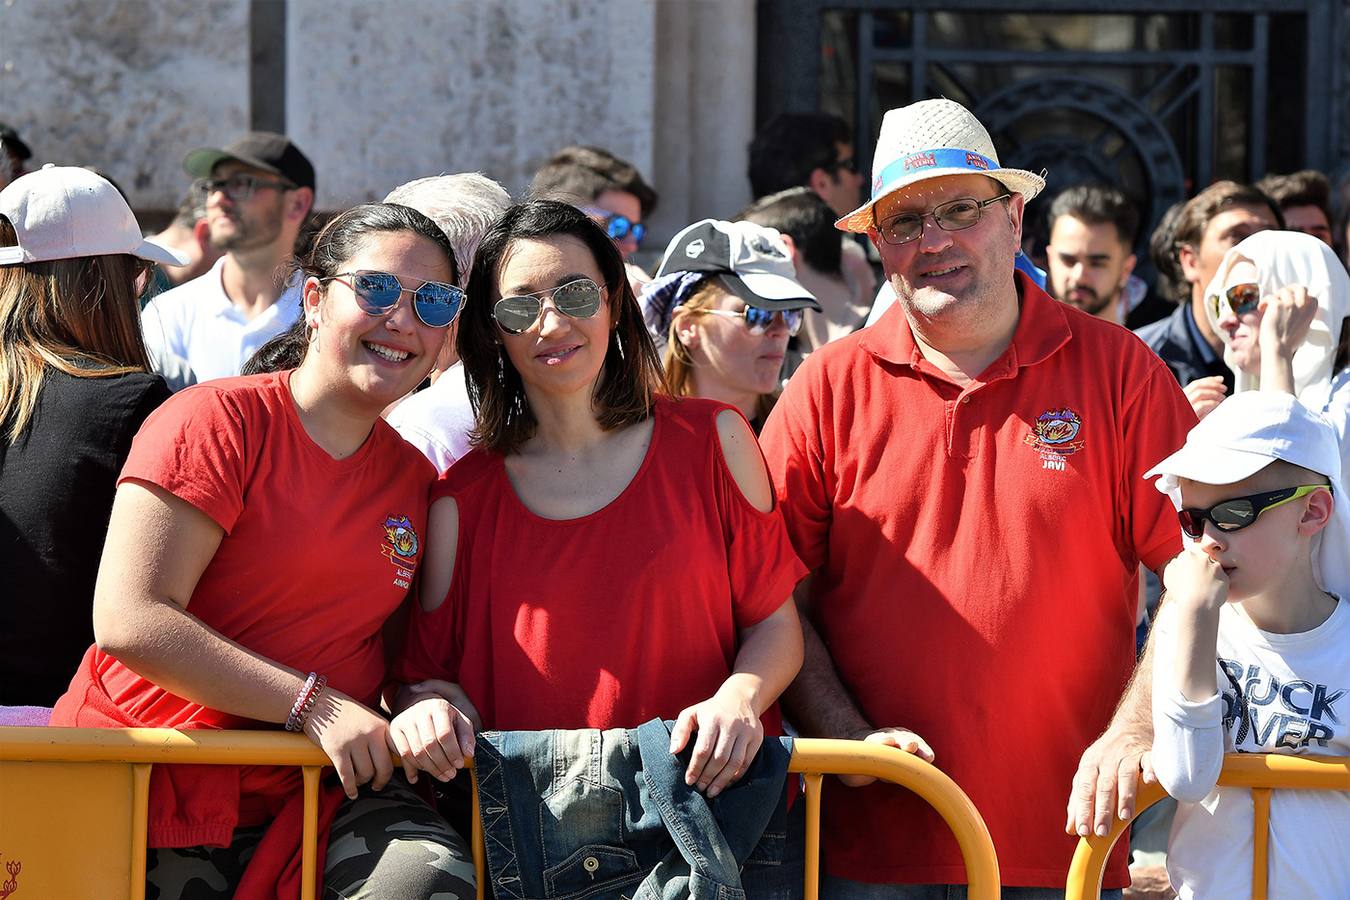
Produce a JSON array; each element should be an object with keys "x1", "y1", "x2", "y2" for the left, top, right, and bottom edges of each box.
[
  {"x1": 758, "y1": 276, "x2": 1195, "y2": 889},
  {"x1": 51, "y1": 370, "x2": 436, "y2": 845},
  {"x1": 397, "y1": 396, "x2": 806, "y2": 732}
]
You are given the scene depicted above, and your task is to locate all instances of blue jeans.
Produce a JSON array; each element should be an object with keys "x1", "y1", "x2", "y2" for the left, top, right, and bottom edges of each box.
[{"x1": 821, "y1": 875, "x2": 1123, "y2": 900}]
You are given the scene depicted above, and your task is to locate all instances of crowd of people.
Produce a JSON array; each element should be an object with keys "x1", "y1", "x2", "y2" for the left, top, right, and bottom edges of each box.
[{"x1": 2, "y1": 93, "x2": 1349, "y2": 900}]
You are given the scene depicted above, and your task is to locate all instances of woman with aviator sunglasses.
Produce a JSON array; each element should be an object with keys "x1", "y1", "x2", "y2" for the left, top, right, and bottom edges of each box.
[
  {"x1": 50, "y1": 203, "x2": 475, "y2": 899},
  {"x1": 640, "y1": 219, "x2": 822, "y2": 433},
  {"x1": 1201, "y1": 230, "x2": 1350, "y2": 474},
  {"x1": 390, "y1": 201, "x2": 805, "y2": 816}
]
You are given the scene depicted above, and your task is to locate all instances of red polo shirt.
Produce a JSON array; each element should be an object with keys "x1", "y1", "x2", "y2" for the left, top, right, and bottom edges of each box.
[{"x1": 760, "y1": 274, "x2": 1194, "y2": 889}]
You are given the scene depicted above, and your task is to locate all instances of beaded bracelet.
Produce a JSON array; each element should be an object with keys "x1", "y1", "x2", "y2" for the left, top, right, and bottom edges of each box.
[{"x1": 285, "y1": 672, "x2": 328, "y2": 732}]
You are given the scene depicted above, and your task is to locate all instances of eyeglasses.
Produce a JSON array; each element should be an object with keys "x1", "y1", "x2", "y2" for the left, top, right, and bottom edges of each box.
[
  {"x1": 494, "y1": 277, "x2": 605, "y2": 334},
  {"x1": 1178, "y1": 484, "x2": 1326, "y2": 539},
  {"x1": 875, "y1": 194, "x2": 1012, "y2": 246},
  {"x1": 700, "y1": 306, "x2": 805, "y2": 337},
  {"x1": 582, "y1": 207, "x2": 645, "y2": 245},
  {"x1": 193, "y1": 174, "x2": 296, "y2": 202},
  {"x1": 324, "y1": 270, "x2": 465, "y2": 328}
]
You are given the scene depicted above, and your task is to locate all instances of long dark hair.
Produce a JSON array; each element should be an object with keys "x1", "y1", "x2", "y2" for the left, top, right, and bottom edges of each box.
[{"x1": 459, "y1": 200, "x2": 662, "y2": 454}]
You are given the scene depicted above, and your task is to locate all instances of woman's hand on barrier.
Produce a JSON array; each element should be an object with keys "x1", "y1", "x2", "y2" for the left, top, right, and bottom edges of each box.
[
  {"x1": 302, "y1": 689, "x2": 395, "y2": 800},
  {"x1": 389, "y1": 695, "x2": 475, "y2": 785},
  {"x1": 670, "y1": 686, "x2": 764, "y2": 798},
  {"x1": 838, "y1": 727, "x2": 936, "y2": 787},
  {"x1": 400, "y1": 678, "x2": 483, "y2": 731}
]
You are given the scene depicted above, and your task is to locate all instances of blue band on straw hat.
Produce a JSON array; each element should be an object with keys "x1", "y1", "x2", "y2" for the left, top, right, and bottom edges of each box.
[{"x1": 871, "y1": 149, "x2": 1000, "y2": 201}]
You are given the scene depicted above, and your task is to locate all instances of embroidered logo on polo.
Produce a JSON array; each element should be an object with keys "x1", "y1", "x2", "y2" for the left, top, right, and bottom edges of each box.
[
  {"x1": 380, "y1": 514, "x2": 420, "y2": 590},
  {"x1": 1024, "y1": 407, "x2": 1086, "y2": 472}
]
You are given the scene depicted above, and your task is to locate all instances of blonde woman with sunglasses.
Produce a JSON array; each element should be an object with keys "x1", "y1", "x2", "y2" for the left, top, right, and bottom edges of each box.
[
  {"x1": 391, "y1": 202, "x2": 804, "y2": 819},
  {"x1": 640, "y1": 219, "x2": 822, "y2": 433},
  {"x1": 1201, "y1": 230, "x2": 1350, "y2": 472}
]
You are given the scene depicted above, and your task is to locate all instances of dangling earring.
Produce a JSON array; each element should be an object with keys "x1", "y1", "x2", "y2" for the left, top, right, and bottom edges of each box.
[
  {"x1": 496, "y1": 346, "x2": 506, "y2": 384},
  {"x1": 613, "y1": 329, "x2": 625, "y2": 361}
]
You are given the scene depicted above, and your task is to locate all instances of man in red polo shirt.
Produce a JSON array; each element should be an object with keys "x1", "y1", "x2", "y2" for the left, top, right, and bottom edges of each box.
[{"x1": 759, "y1": 99, "x2": 1195, "y2": 898}]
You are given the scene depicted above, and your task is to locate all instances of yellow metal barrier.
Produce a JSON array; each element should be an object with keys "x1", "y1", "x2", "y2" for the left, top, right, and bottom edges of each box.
[
  {"x1": 1065, "y1": 753, "x2": 1350, "y2": 900},
  {"x1": 0, "y1": 729, "x2": 999, "y2": 900}
]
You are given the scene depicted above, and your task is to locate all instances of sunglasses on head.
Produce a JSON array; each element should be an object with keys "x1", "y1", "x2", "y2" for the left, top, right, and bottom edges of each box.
[
  {"x1": 582, "y1": 207, "x2": 645, "y2": 245},
  {"x1": 700, "y1": 306, "x2": 805, "y2": 337},
  {"x1": 324, "y1": 270, "x2": 465, "y2": 328},
  {"x1": 1178, "y1": 484, "x2": 1326, "y2": 539},
  {"x1": 494, "y1": 277, "x2": 605, "y2": 334}
]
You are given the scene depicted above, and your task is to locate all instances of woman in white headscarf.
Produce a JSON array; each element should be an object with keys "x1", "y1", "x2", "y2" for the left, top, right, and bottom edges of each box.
[{"x1": 1202, "y1": 230, "x2": 1350, "y2": 453}]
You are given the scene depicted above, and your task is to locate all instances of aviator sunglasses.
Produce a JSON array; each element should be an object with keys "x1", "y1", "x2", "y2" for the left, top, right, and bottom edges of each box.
[
  {"x1": 1212, "y1": 282, "x2": 1262, "y2": 319},
  {"x1": 324, "y1": 270, "x2": 465, "y2": 328},
  {"x1": 582, "y1": 207, "x2": 646, "y2": 245},
  {"x1": 1178, "y1": 484, "x2": 1326, "y2": 539},
  {"x1": 494, "y1": 277, "x2": 605, "y2": 334},
  {"x1": 700, "y1": 305, "x2": 805, "y2": 337},
  {"x1": 876, "y1": 194, "x2": 1011, "y2": 246}
]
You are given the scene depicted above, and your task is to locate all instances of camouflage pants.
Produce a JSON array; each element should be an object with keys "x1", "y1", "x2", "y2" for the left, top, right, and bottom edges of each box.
[{"x1": 146, "y1": 776, "x2": 475, "y2": 900}]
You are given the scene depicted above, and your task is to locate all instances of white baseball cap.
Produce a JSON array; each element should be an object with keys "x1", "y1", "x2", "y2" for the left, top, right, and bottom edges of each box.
[
  {"x1": 653, "y1": 219, "x2": 819, "y2": 310},
  {"x1": 0, "y1": 166, "x2": 187, "y2": 266},
  {"x1": 1145, "y1": 391, "x2": 1350, "y2": 598},
  {"x1": 837, "y1": 98, "x2": 1046, "y2": 234}
]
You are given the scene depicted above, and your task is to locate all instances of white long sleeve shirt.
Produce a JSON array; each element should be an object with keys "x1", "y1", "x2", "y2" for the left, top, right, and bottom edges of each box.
[{"x1": 1151, "y1": 598, "x2": 1350, "y2": 899}]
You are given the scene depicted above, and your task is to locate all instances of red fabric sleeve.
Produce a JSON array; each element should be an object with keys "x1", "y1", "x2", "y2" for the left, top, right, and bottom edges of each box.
[
  {"x1": 1122, "y1": 360, "x2": 1198, "y2": 573},
  {"x1": 118, "y1": 385, "x2": 251, "y2": 533},
  {"x1": 712, "y1": 409, "x2": 809, "y2": 629},
  {"x1": 394, "y1": 590, "x2": 462, "y2": 685},
  {"x1": 758, "y1": 357, "x2": 833, "y2": 573}
]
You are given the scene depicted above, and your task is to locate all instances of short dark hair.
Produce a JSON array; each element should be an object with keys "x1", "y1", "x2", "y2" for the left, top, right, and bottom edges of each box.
[
  {"x1": 1256, "y1": 169, "x2": 1331, "y2": 221},
  {"x1": 529, "y1": 146, "x2": 658, "y2": 218},
  {"x1": 1048, "y1": 183, "x2": 1141, "y2": 247},
  {"x1": 459, "y1": 200, "x2": 663, "y2": 455},
  {"x1": 1149, "y1": 200, "x2": 1188, "y2": 304},
  {"x1": 1173, "y1": 180, "x2": 1285, "y2": 255},
  {"x1": 748, "y1": 113, "x2": 852, "y2": 198},
  {"x1": 735, "y1": 187, "x2": 842, "y2": 274}
]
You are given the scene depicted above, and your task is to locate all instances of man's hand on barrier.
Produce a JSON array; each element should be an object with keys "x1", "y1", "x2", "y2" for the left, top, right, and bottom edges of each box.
[
  {"x1": 303, "y1": 689, "x2": 396, "y2": 800},
  {"x1": 399, "y1": 678, "x2": 483, "y2": 731},
  {"x1": 838, "y1": 727, "x2": 936, "y2": 787},
  {"x1": 1066, "y1": 728, "x2": 1156, "y2": 837},
  {"x1": 670, "y1": 685, "x2": 765, "y2": 799},
  {"x1": 389, "y1": 694, "x2": 476, "y2": 785}
]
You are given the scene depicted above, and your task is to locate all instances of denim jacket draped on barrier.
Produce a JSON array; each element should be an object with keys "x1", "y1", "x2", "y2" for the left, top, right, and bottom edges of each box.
[{"x1": 473, "y1": 719, "x2": 796, "y2": 900}]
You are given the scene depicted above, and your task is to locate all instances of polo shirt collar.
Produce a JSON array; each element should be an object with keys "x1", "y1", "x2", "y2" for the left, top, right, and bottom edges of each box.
[{"x1": 859, "y1": 269, "x2": 1070, "y2": 375}]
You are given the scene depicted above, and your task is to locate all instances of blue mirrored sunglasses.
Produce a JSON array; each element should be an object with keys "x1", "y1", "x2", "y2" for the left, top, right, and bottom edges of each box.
[
  {"x1": 325, "y1": 270, "x2": 464, "y2": 328},
  {"x1": 701, "y1": 306, "x2": 805, "y2": 336},
  {"x1": 583, "y1": 207, "x2": 645, "y2": 245}
]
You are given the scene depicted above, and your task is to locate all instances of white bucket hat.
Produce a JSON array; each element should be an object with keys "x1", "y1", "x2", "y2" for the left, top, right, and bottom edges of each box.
[
  {"x1": 1144, "y1": 391, "x2": 1350, "y2": 599},
  {"x1": 0, "y1": 165, "x2": 187, "y2": 266},
  {"x1": 837, "y1": 98, "x2": 1046, "y2": 234}
]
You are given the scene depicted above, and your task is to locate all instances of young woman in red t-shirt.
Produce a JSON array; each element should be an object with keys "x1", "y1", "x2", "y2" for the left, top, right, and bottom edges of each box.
[
  {"x1": 390, "y1": 200, "x2": 805, "y2": 799},
  {"x1": 50, "y1": 203, "x2": 475, "y2": 899}
]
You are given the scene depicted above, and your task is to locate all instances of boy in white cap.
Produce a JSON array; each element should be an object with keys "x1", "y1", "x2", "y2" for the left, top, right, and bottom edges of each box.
[{"x1": 1146, "y1": 391, "x2": 1350, "y2": 898}]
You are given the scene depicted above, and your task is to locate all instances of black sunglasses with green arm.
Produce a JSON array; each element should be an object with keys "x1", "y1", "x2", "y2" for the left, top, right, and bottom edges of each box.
[{"x1": 1178, "y1": 484, "x2": 1328, "y2": 539}]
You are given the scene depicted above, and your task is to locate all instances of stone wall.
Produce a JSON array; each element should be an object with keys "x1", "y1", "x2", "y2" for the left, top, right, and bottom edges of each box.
[
  {"x1": 1, "y1": 0, "x2": 757, "y2": 248},
  {"x1": 0, "y1": 0, "x2": 250, "y2": 208}
]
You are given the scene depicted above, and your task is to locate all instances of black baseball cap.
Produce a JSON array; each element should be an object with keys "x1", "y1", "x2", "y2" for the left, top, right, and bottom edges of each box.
[
  {"x1": 184, "y1": 131, "x2": 315, "y2": 192},
  {"x1": 0, "y1": 122, "x2": 32, "y2": 160}
]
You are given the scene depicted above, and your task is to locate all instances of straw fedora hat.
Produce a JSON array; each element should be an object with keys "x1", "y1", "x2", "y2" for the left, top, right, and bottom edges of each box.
[{"x1": 836, "y1": 98, "x2": 1046, "y2": 234}]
